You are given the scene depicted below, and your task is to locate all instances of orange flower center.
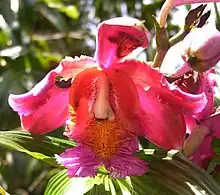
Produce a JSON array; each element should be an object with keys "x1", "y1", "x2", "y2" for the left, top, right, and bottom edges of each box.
[{"x1": 82, "y1": 119, "x2": 127, "y2": 160}]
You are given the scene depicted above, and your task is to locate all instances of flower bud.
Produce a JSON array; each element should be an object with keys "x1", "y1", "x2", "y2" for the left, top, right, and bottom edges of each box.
[{"x1": 183, "y1": 25, "x2": 220, "y2": 72}]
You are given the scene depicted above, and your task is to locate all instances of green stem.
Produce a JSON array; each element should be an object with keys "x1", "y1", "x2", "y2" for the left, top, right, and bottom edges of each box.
[
  {"x1": 169, "y1": 29, "x2": 190, "y2": 47},
  {"x1": 214, "y1": 3, "x2": 220, "y2": 31}
]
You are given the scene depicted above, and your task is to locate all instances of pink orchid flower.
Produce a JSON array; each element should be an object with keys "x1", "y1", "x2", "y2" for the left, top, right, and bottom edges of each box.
[
  {"x1": 8, "y1": 17, "x2": 207, "y2": 178},
  {"x1": 172, "y1": 67, "x2": 218, "y2": 169}
]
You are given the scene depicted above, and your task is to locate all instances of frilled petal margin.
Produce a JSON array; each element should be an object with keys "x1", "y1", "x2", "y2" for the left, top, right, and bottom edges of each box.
[
  {"x1": 55, "y1": 145, "x2": 100, "y2": 177},
  {"x1": 95, "y1": 17, "x2": 149, "y2": 69},
  {"x1": 105, "y1": 138, "x2": 148, "y2": 178},
  {"x1": 8, "y1": 56, "x2": 97, "y2": 134},
  {"x1": 55, "y1": 138, "x2": 147, "y2": 178}
]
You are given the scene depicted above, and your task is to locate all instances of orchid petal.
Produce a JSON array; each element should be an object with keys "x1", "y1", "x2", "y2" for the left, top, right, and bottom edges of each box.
[
  {"x1": 138, "y1": 87, "x2": 186, "y2": 150},
  {"x1": 9, "y1": 71, "x2": 69, "y2": 134},
  {"x1": 58, "y1": 56, "x2": 98, "y2": 80},
  {"x1": 55, "y1": 145, "x2": 100, "y2": 177},
  {"x1": 113, "y1": 60, "x2": 161, "y2": 89},
  {"x1": 95, "y1": 17, "x2": 149, "y2": 69},
  {"x1": 184, "y1": 116, "x2": 197, "y2": 134},
  {"x1": 8, "y1": 56, "x2": 96, "y2": 134},
  {"x1": 105, "y1": 138, "x2": 148, "y2": 177}
]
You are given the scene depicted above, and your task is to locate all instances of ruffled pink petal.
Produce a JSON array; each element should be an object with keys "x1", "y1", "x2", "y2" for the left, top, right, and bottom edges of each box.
[
  {"x1": 55, "y1": 145, "x2": 101, "y2": 177},
  {"x1": 58, "y1": 56, "x2": 97, "y2": 80},
  {"x1": 189, "y1": 135, "x2": 215, "y2": 170},
  {"x1": 105, "y1": 138, "x2": 148, "y2": 178},
  {"x1": 138, "y1": 87, "x2": 186, "y2": 150},
  {"x1": 95, "y1": 17, "x2": 149, "y2": 69},
  {"x1": 116, "y1": 60, "x2": 207, "y2": 115},
  {"x1": 9, "y1": 56, "x2": 97, "y2": 134}
]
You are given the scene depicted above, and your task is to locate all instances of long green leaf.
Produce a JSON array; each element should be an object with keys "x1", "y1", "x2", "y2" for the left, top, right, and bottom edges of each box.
[{"x1": 0, "y1": 130, "x2": 75, "y2": 166}]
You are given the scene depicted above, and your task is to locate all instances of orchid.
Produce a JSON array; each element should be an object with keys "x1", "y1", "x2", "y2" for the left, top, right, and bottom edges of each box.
[
  {"x1": 8, "y1": 16, "x2": 208, "y2": 178},
  {"x1": 3, "y1": 0, "x2": 220, "y2": 194}
]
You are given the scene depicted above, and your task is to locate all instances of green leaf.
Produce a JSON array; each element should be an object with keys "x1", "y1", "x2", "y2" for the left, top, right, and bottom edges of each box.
[
  {"x1": 37, "y1": 4, "x2": 68, "y2": 32},
  {"x1": 0, "y1": 185, "x2": 9, "y2": 195},
  {"x1": 0, "y1": 130, "x2": 75, "y2": 167},
  {"x1": 40, "y1": 0, "x2": 79, "y2": 21},
  {"x1": 140, "y1": 150, "x2": 220, "y2": 195},
  {"x1": 47, "y1": 3, "x2": 79, "y2": 20},
  {"x1": 60, "y1": 6, "x2": 79, "y2": 20},
  {"x1": 45, "y1": 170, "x2": 100, "y2": 195},
  {"x1": 0, "y1": 31, "x2": 9, "y2": 47}
]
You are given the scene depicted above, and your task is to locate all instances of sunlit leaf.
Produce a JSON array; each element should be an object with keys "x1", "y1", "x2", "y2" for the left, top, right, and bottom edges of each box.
[
  {"x1": 0, "y1": 185, "x2": 9, "y2": 195},
  {"x1": 45, "y1": 170, "x2": 100, "y2": 195},
  {"x1": 45, "y1": 2, "x2": 79, "y2": 20}
]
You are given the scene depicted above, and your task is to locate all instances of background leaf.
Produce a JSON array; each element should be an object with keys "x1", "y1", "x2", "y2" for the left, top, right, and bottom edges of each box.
[{"x1": 0, "y1": 130, "x2": 75, "y2": 167}]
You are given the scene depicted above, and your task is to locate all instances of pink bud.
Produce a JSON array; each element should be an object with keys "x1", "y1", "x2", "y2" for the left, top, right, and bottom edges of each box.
[{"x1": 184, "y1": 25, "x2": 220, "y2": 72}]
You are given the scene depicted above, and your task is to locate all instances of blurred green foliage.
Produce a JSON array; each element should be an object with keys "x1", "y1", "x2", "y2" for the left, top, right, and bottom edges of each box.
[{"x1": 0, "y1": 0, "x2": 186, "y2": 194}]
